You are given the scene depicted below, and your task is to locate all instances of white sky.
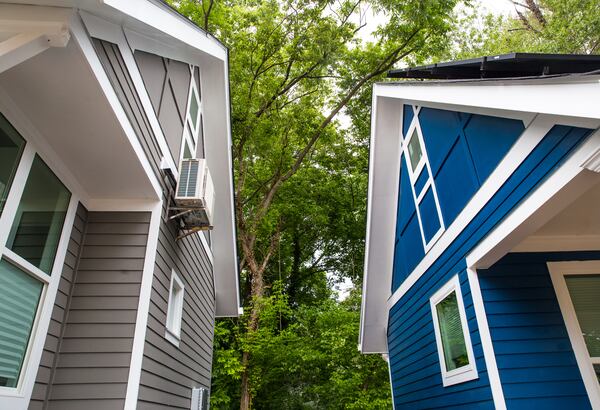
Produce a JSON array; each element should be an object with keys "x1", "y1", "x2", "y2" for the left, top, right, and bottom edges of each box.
[{"x1": 479, "y1": 0, "x2": 515, "y2": 15}]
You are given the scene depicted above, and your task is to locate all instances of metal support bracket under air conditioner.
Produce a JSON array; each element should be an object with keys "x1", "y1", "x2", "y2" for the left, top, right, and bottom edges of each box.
[{"x1": 161, "y1": 158, "x2": 213, "y2": 241}]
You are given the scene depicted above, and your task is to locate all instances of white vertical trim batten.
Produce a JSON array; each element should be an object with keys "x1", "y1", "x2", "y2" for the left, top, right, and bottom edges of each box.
[
  {"x1": 466, "y1": 267, "x2": 506, "y2": 410},
  {"x1": 124, "y1": 201, "x2": 163, "y2": 409}
]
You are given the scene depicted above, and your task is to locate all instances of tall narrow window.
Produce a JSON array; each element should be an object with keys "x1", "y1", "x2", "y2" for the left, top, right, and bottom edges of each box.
[
  {"x1": 430, "y1": 275, "x2": 478, "y2": 386},
  {"x1": 0, "y1": 114, "x2": 25, "y2": 215},
  {"x1": 165, "y1": 270, "x2": 185, "y2": 347},
  {"x1": 6, "y1": 155, "x2": 71, "y2": 274}
]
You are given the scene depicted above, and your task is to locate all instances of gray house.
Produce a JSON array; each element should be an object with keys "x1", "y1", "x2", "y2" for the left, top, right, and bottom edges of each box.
[{"x1": 0, "y1": 1, "x2": 240, "y2": 409}]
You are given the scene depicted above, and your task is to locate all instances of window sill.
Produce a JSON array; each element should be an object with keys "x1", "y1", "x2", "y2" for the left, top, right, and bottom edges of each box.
[
  {"x1": 441, "y1": 365, "x2": 478, "y2": 387},
  {"x1": 164, "y1": 328, "x2": 181, "y2": 348}
]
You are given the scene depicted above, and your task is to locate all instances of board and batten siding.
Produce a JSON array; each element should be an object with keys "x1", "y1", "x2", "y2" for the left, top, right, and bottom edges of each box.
[
  {"x1": 28, "y1": 208, "x2": 150, "y2": 410},
  {"x1": 479, "y1": 252, "x2": 597, "y2": 409},
  {"x1": 137, "y1": 202, "x2": 215, "y2": 409},
  {"x1": 91, "y1": 36, "x2": 217, "y2": 407},
  {"x1": 388, "y1": 124, "x2": 593, "y2": 409}
]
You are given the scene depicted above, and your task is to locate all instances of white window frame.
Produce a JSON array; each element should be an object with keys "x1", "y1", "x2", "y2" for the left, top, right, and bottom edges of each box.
[
  {"x1": 0, "y1": 113, "x2": 78, "y2": 404},
  {"x1": 165, "y1": 269, "x2": 185, "y2": 347},
  {"x1": 401, "y1": 105, "x2": 445, "y2": 252},
  {"x1": 179, "y1": 65, "x2": 204, "y2": 162},
  {"x1": 430, "y1": 275, "x2": 478, "y2": 387},
  {"x1": 548, "y1": 261, "x2": 600, "y2": 408}
]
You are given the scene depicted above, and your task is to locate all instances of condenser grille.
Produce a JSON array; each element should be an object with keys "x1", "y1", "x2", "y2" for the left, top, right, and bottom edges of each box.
[{"x1": 178, "y1": 159, "x2": 199, "y2": 197}]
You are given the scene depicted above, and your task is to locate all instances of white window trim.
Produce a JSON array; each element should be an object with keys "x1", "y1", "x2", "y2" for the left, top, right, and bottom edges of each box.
[
  {"x1": 430, "y1": 275, "x2": 478, "y2": 387},
  {"x1": 548, "y1": 261, "x2": 600, "y2": 408},
  {"x1": 165, "y1": 269, "x2": 185, "y2": 347},
  {"x1": 0, "y1": 134, "x2": 79, "y2": 404},
  {"x1": 179, "y1": 65, "x2": 203, "y2": 163},
  {"x1": 401, "y1": 105, "x2": 445, "y2": 252}
]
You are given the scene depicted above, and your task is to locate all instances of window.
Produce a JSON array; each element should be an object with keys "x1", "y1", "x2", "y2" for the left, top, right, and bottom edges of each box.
[
  {"x1": 430, "y1": 275, "x2": 478, "y2": 386},
  {"x1": 0, "y1": 114, "x2": 72, "y2": 394},
  {"x1": 165, "y1": 270, "x2": 185, "y2": 347},
  {"x1": 0, "y1": 259, "x2": 43, "y2": 388},
  {"x1": 6, "y1": 156, "x2": 70, "y2": 274},
  {"x1": 549, "y1": 262, "x2": 600, "y2": 406},
  {"x1": 179, "y1": 65, "x2": 204, "y2": 163},
  {"x1": 407, "y1": 129, "x2": 423, "y2": 171},
  {"x1": 0, "y1": 114, "x2": 25, "y2": 215},
  {"x1": 401, "y1": 105, "x2": 445, "y2": 251}
]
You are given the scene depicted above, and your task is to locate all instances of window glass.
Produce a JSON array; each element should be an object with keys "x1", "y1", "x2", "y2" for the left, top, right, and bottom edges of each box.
[
  {"x1": 0, "y1": 114, "x2": 26, "y2": 215},
  {"x1": 0, "y1": 259, "x2": 43, "y2": 387},
  {"x1": 166, "y1": 272, "x2": 185, "y2": 341},
  {"x1": 189, "y1": 88, "x2": 199, "y2": 129},
  {"x1": 594, "y1": 364, "x2": 600, "y2": 384},
  {"x1": 407, "y1": 129, "x2": 422, "y2": 171},
  {"x1": 7, "y1": 155, "x2": 71, "y2": 274},
  {"x1": 565, "y1": 275, "x2": 600, "y2": 358},
  {"x1": 436, "y1": 290, "x2": 469, "y2": 371}
]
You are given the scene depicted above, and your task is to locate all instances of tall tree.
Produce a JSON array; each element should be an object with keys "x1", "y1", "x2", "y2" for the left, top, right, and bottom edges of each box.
[
  {"x1": 171, "y1": 1, "x2": 464, "y2": 408},
  {"x1": 449, "y1": 0, "x2": 600, "y2": 58}
]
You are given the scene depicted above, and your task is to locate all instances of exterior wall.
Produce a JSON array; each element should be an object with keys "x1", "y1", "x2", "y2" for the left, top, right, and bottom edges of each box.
[
  {"x1": 134, "y1": 50, "x2": 202, "y2": 162},
  {"x1": 137, "y1": 205, "x2": 215, "y2": 409},
  {"x1": 92, "y1": 39, "x2": 164, "y2": 180},
  {"x1": 29, "y1": 204, "x2": 88, "y2": 410},
  {"x1": 28, "y1": 209, "x2": 150, "y2": 410},
  {"x1": 392, "y1": 106, "x2": 525, "y2": 291},
  {"x1": 91, "y1": 36, "x2": 216, "y2": 407},
  {"x1": 388, "y1": 122, "x2": 592, "y2": 409},
  {"x1": 479, "y1": 252, "x2": 598, "y2": 409}
]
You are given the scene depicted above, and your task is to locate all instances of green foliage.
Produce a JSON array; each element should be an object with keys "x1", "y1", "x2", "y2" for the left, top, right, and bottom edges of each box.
[
  {"x1": 168, "y1": 1, "x2": 468, "y2": 408},
  {"x1": 212, "y1": 289, "x2": 391, "y2": 409},
  {"x1": 448, "y1": 0, "x2": 600, "y2": 59}
]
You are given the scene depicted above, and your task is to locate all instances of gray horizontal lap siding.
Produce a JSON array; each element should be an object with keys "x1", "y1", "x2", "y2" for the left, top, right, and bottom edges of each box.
[
  {"x1": 47, "y1": 211, "x2": 149, "y2": 410},
  {"x1": 92, "y1": 37, "x2": 216, "y2": 407},
  {"x1": 29, "y1": 208, "x2": 150, "y2": 410},
  {"x1": 137, "y1": 203, "x2": 215, "y2": 409},
  {"x1": 29, "y1": 203, "x2": 87, "y2": 410}
]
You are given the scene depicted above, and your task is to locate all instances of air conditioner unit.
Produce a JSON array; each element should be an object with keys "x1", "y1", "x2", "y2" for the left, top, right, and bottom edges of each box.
[
  {"x1": 191, "y1": 387, "x2": 209, "y2": 410},
  {"x1": 175, "y1": 158, "x2": 215, "y2": 229}
]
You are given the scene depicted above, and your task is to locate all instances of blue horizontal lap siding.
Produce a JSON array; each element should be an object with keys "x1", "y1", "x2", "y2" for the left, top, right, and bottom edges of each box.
[
  {"x1": 478, "y1": 251, "x2": 600, "y2": 409},
  {"x1": 388, "y1": 125, "x2": 592, "y2": 409}
]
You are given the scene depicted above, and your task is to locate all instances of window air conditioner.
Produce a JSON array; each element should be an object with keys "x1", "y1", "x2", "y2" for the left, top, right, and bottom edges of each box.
[{"x1": 175, "y1": 158, "x2": 215, "y2": 229}]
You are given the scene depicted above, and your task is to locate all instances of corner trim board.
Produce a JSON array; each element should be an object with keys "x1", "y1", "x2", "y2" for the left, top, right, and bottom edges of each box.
[
  {"x1": 466, "y1": 267, "x2": 506, "y2": 410},
  {"x1": 124, "y1": 201, "x2": 163, "y2": 409}
]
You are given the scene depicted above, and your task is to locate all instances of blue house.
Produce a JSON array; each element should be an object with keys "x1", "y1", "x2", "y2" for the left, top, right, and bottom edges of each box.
[{"x1": 359, "y1": 54, "x2": 600, "y2": 409}]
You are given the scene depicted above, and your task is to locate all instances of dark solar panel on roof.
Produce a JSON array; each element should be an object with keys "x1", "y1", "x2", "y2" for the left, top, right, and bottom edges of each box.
[{"x1": 388, "y1": 53, "x2": 600, "y2": 80}]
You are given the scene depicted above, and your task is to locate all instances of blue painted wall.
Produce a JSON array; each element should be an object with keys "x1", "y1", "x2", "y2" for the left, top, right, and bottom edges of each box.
[
  {"x1": 479, "y1": 252, "x2": 599, "y2": 409},
  {"x1": 388, "y1": 124, "x2": 592, "y2": 409},
  {"x1": 392, "y1": 106, "x2": 525, "y2": 292}
]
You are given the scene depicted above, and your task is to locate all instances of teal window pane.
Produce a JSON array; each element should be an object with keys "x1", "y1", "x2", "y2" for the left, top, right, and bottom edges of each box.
[
  {"x1": 0, "y1": 114, "x2": 26, "y2": 215},
  {"x1": 565, "y1": 274, "x2": 600, "y2": 358},
  {"x1": 0, "y1": 259, "x2": 43, "y2": 387},
  {"x1": 436, "y1": 290, "x2": 469, "y2": 371},
  {"x1": 407, "y1": 129, "x2": 423, "y2": 171},
  {"x1": 7, "y1": 155, "x2": 71, "y2": 274}
]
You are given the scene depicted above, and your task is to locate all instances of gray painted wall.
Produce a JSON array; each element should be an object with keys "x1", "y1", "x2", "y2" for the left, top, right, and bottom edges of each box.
[
  {"x1": 29, "y1": 203, "x2": 87, "y2": 410},
  {"x1": 28, "y1": 209, "x2": 150, "y2": 410},
  {"x1": 137, "y1": 203, "x2": 215, "y2": 409},
  {"x1": 92, "y1": 38, "x2": 217, "y2": 408}
]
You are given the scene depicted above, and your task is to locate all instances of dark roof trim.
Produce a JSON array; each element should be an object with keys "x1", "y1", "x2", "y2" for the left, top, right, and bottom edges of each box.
[{"x1": 388, "y1": 53, "x2": 600, "y2": 80}]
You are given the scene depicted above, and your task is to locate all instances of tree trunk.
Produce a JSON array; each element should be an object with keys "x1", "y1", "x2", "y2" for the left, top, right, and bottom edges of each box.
[{"x1": 239, "y1": 350, "x2": 251, "y2": 410}]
